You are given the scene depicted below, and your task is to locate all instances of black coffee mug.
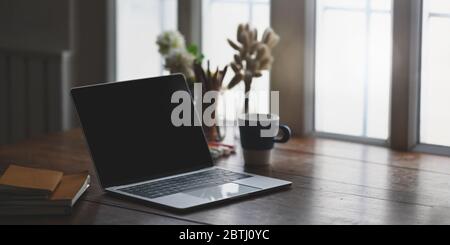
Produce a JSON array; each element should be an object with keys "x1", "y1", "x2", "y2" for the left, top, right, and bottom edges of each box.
[{"x1": 238, "y1": 114, "x2": 291, "y2": 165}]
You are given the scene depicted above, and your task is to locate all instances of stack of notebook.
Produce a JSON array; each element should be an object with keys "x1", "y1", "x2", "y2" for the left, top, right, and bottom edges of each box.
[{"x1": 0, "y1": 165, "x2": 90, "y2": 216}]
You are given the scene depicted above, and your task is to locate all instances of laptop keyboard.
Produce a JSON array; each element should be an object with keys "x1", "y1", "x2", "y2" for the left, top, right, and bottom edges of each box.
[{"x1": 117, "y1": 168, "x2": 252, "y2": 199}]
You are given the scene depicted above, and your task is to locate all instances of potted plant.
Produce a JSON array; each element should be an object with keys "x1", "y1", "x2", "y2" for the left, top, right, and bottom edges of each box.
[
  {"x1": 226, "y1": 24, "x2": 280, "y2": 114},
  {"x1": 226, "y1": 24, "x2": 290, "y2": 166}
]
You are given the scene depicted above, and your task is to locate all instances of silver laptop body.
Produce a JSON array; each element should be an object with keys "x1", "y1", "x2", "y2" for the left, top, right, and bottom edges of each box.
[{"x1": 107, "y1": 166, "x2": 290, "y2": 210}]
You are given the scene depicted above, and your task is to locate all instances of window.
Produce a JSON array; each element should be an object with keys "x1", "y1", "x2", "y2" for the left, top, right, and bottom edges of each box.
[
  {"x1": 116, "y1": 0, "x2": 177, "y2": 81},
  {"x1": 110, "y1": 0, "x2": 450, "y2": 153},
  {"x1": 202, "y1": 0, "x2": 271, "y2": 119},
  {"x1": 315, "y1": 0, "x2": 393, "y2": 140},
  {"x1": 420, "y1": 0, "x2": 450, "y2": 147}
]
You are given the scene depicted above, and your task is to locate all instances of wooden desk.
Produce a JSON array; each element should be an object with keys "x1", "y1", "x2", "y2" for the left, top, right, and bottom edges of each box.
[{"x1": 2, "y1": 129, "x2": 450, "y2": 225}]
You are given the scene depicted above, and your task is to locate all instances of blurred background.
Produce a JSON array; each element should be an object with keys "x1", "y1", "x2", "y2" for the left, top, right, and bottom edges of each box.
[{"x1": 1, "y1": 0, "x2": 449, "y2": 155}]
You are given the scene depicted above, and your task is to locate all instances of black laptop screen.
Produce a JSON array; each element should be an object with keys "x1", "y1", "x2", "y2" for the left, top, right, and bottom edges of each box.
[{"x1": 71, "y1": 75, "x2": 213, "y2": 188}]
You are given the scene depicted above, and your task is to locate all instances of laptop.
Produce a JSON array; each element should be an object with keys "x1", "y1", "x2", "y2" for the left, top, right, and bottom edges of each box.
[{"x1": 71, "y1": 74, "x2": 291, "y2": 211}]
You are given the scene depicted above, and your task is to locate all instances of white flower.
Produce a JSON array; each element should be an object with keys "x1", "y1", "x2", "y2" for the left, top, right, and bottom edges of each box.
[
  {"x1": 156, "y1": 30, "x2": 186, "y2": 56},
  {"x1": 164, "y1": 49, "x2": 195, "y2": 79}
]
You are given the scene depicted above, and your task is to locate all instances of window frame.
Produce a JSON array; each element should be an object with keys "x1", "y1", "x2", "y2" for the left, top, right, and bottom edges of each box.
[
  {"x1": 274, "y1": 0, "x2": 450, "y2": 155},
  {"x1": 389, "y1": 0, "x2": 422, "y2": 151},
  {"x1": 310, "y1": 0, "x2": 450, "y2": 155},
  {"x1": 313, "y1": 0, "x2": 393, "y2": 145},
  {"x1": 413, "y1": 0, "x2": 450, "y2": 156},
  {"x1": 300, "y1": 0, "x2": 424, "y2": 151}
]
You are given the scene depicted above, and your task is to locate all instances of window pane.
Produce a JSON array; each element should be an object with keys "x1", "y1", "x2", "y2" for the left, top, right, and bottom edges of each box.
[
  {"x1": 371, "y1": 0, "x2": 391, "y2": 11},
  {"x1": 420, "y1": 0, "x2": 450, "y2": 146},
  {"x1": 321, "y1": 0, "x2": 365, "y2": 9},
  {"x1": 202, "y1": 0, "x2": 270, "y2": 119},
  {"x1": 366, "y1": 13, "x2": 392, "y2": 139},
  {"x1": 116, "y1": 0, "x2": 177, "y2": 81},
  {"x1": 428, "y1": 0, "x2": 450, "y2": 13},
  {"x1": 315, "y1": 0, "x2": 392, "y2": 139}
]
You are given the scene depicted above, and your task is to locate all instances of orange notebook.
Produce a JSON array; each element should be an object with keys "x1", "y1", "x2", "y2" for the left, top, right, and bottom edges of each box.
[
  {"x1": 50, "y1": 172, "x2": 90, "y2": 206},
  {"x1": 0, "y1": 165, "x2": 63, "y2": 196},
  {"x1": 1, "y1": 172, "x2": 90, "y2": 207}
]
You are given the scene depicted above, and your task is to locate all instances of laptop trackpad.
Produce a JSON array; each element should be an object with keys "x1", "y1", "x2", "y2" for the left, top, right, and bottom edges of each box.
[{"x1": 184, "y1": 183, "x2": 259, "y2": 201}]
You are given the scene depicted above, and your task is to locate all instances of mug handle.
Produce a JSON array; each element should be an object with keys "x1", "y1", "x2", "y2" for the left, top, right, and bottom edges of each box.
[{"x1": 274, "y1": 124, "x2": 291, "y2": 143}]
